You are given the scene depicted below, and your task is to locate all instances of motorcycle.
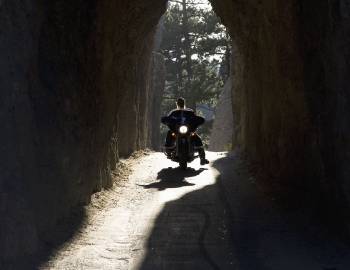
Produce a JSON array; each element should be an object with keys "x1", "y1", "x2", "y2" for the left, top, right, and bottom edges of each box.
[{"x1": 161, "y1": 113, "x2": 202, "y2": 169}]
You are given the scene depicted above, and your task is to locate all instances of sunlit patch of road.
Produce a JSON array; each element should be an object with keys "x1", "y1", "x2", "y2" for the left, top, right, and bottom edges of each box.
[
  {"x1": 40, "y1": 151, "x2": 350, "y2": 270},
  {"x1": 149, "y1": 153, "x2": 220, "y2": 203},
  {"x1": 40, "y1": 152, "x2": 225, "y2": 270}
]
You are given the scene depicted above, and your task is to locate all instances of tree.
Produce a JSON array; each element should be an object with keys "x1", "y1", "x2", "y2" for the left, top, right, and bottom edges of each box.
[{"x1": 160, "y1": 0, "x2": 230, "y2": 115}]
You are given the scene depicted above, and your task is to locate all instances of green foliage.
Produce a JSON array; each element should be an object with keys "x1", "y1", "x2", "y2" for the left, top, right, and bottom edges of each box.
[{"x1": 160, "y1": 0, "x2": 230, "y2": 117}]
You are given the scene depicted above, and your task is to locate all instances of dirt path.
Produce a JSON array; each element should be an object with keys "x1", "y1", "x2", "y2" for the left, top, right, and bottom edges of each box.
[{"x1": 40, "y1": 152, "x2": 350, "y2": 270}]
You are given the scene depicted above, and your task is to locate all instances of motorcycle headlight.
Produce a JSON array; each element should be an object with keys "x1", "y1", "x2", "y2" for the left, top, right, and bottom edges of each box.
[{"x1": 179, "y1": 125, "x2": 188, "y2": 134}]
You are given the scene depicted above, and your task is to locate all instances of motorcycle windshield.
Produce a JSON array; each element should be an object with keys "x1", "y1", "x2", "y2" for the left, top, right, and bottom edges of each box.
[{"x1": 162, "y1": 110, "x2": 204, "y2": 131}]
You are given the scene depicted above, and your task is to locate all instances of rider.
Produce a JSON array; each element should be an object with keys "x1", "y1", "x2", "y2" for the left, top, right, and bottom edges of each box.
[{"x1": 163, "y1": 97, "x2": 209, "y2": 165}]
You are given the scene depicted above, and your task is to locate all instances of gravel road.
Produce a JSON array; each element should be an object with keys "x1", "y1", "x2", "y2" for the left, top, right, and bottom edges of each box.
[{"x1": 39, "y1": 152, "x2": 350, "y2": 270}]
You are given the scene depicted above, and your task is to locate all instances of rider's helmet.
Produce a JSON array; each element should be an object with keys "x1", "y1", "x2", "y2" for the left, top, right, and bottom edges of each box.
[{"x1": 176, "y1": 97, "x2": 185, "y2": 109}]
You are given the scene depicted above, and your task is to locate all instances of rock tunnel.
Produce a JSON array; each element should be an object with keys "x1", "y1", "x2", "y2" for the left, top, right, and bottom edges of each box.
[{"x1": 0, "y1": 0, "x2": 349, "y2": 264}]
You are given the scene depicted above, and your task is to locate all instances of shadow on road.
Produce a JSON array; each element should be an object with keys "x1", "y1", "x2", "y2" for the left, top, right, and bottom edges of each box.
[
  {"x1": 139, "y1": 167, "x2": 207, "y2": 191},
  {"x1": 138, "y1": 153, "x2": 350, "y2": 270},
  {"x1": 138, "y1": 155, "x2": 238, "y2": 270},
  {"x1": 2, "y1": 207, "x2": 86, "y2": 270}
]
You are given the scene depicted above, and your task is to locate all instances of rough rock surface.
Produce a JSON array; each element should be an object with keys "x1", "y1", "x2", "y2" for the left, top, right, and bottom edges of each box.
[
  {"x1": 209, "y1": 78, "x2": 233, "y2": 151},
  {"x1": 149, "y1": 52, "x2": 166, "y2": 150},
  {"x1": 210, "y1": 0, "x2": 350, "y2": 223},
  {"x1": 0, "y1": 0, "x2": 167, "y2": 264}
]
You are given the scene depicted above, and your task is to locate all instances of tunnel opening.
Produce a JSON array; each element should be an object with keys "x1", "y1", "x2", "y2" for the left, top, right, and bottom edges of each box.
[
  {"x1": 158, "y1": 0, "x2": 232, "y2": 149},
  {"x1": 1, "y1": 0, "x2": 350, "y2": 267}
]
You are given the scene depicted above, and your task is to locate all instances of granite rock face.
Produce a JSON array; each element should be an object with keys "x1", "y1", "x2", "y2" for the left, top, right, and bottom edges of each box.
[
  {"x1": 210, "y1": 0, "x2": 350, "y2": 216},
  {"x1": 209, "y1": 78, "x2": 233, "y2": 151},
  {"x1": 0, "y1": 0, "x2": 167, "y2": 263},
  {"x1": 149, "y1": 52, "x2": 166, "y2": 150}
]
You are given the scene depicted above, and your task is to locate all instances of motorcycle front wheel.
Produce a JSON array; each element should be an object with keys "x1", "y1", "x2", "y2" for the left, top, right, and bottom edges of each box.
[{"x1": 179, "y1": 161, "x2": 187, "y2": 170}]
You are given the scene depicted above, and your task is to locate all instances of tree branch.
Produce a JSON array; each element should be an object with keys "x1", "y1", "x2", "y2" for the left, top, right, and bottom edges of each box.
[{"x1": 169, "y1": 0, "x2": 209, "y2": 5}]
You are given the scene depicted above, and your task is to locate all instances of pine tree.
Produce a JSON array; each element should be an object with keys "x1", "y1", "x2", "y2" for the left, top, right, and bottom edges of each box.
[{"x1": 160, "y1": 0, "x2": 230, "y2": 115}]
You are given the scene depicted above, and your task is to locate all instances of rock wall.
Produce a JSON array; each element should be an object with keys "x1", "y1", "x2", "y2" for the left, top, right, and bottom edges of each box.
[
  {"x1": 117, "y1": 29, "x2": 155, "y2": 157},
  {"x1": 209, "y1": 78, "x2": 233, "y2": 151},
  {"x1": 210, "y1": 0, "x2": 350, "y2": 216},
  {"x1": 0, "y1": 0, "x2": 167, "y2": 264},
  {"x1": 149, "y1": 52, "x2": 166, "y2": 150},
  {"x1": 118, "y1": 22, "x2": 165, "y2": 156}
]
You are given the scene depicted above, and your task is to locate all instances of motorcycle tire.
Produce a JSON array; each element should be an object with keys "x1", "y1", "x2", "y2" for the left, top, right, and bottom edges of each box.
[{"x1": 179, "y1": 161, "x2": 187, "y2": 170}]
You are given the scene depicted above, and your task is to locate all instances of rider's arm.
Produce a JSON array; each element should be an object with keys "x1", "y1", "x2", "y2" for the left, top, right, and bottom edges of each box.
[
  {"x1": 161, "y1": 116, "x2": 168, "y2": 125},
  {"x1": 167, "y1": 109, "x2": 177, "y2": 117}
]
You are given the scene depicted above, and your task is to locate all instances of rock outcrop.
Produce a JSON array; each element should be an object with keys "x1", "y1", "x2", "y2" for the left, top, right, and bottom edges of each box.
[
  {"x1": 0, "y1": 0, "x2": 167, "y2": 264},
  {"x1": 210, "y1": 0, "x2": 350, "y2": 220},
  {"x1": 209, "y1": 78, "x2": 233, "y2": 151},
  {"x1": 149, "y1": 52, "x2": 166, "y2": 150}
]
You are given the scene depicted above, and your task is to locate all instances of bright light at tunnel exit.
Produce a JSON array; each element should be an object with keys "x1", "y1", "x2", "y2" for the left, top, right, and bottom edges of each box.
[{"x1": 169, "y1": 0, "x2": 212, "y2": 10}]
